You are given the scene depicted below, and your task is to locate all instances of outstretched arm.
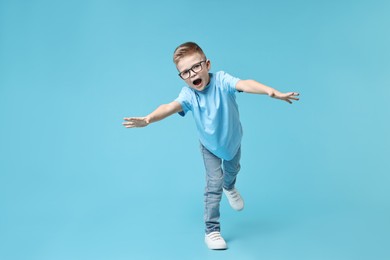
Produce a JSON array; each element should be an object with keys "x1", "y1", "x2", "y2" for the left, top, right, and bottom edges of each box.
[
  {"x1": 122, "y1": 101, "x2": 182, "y2": 128},
  {"x1": 236, "y1": 79, "x2": 299, "y2": 104}
]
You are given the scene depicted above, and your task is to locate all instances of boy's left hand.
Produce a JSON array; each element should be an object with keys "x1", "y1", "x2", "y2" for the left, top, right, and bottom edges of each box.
[{"x1": 270, "y1": 91, "x2": 299, "y2": 104}]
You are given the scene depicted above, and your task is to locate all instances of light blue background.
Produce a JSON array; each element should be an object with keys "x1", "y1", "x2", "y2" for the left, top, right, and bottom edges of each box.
[{"x1": 1, "y1": 0, "x2": 389, "y2": 259}]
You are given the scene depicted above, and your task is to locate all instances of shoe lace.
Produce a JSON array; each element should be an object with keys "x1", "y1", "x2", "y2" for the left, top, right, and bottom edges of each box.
[
  {"x1": 209, "y1": 232, "x2": 223, "y2": 241},
  {"x1": 226, "y1": 189, "x2": 240, "y2": 201}
]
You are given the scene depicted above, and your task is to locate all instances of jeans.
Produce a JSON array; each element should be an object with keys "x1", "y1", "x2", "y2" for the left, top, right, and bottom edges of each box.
[{"x1": 200, "y1": 143, "x2": 241, "y2": 234}]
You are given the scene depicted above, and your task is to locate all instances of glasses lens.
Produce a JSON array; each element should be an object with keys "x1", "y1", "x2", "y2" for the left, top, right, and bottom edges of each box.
[
  {"x1": 180, "y1": 71, "x2": 190, "y2": 79},
  {"x1": 192, "y1": 63, "x2": 202, "y2": 73}
]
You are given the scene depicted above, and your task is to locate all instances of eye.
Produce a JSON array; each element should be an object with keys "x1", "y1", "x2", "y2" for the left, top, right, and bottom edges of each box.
[
  {"x1": 192, "y1": 64, "x2": 201, "y2": 71},
  {"x1": 181, "y1": 70, "x2": 190, "y2": 78}
]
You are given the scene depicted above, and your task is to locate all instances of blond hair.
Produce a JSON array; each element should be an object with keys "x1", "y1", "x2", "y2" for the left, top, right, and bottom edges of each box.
[{"x1": 173, "y1": 42, "x2": 207, "y2": 65}]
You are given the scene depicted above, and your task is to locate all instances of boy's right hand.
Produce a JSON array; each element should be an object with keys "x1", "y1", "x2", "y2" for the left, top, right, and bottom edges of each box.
[{"x1": 122, "y1": 117, "x2": 149, "y2": 128}]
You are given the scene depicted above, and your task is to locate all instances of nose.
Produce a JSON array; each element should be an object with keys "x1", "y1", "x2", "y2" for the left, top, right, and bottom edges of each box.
[{"x1": 189, "y1": 69, "x2": 197, "y2": 78}]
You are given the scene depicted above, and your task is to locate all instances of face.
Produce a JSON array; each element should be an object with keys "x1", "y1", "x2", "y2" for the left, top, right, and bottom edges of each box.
[{"x1": 176, "y1": 53, "x2": 211, "y2": 91}]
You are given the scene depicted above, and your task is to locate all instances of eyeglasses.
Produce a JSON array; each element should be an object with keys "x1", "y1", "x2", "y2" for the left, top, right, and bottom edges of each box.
[{"x1": 178, "y1": 60, "x2": 207, "y2": 79}]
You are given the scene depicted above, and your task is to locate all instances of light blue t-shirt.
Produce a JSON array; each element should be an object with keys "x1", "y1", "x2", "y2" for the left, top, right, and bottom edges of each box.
[{"x1": 175, "y1": 71, "x2": 242, "y2": 160}]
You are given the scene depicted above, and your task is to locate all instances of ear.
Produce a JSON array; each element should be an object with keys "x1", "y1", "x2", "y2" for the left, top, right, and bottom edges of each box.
[{"x1": 206, "y1": 59, "x2": 211, "y2": 71}]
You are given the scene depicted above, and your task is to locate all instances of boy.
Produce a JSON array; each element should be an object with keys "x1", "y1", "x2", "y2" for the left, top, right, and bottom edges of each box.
[{"x1": 123, "y1": 42, "x2": 299, "y2": 250}]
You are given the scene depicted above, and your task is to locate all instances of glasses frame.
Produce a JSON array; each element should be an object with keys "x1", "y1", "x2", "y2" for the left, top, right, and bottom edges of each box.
[{"x1": 178, "y1": 60, "x2": 207, "y2": 80}]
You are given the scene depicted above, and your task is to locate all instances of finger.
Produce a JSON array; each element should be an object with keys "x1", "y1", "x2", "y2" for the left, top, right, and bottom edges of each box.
[
  {"x1": 124, "y1": 117, "x2": 142, "y2": 121},
  {"x1": 123, "y1": 119, "x2": 140, "y2": 125},
  {"x1": 130, "y1": 118, "x2": 145, "y2": 122},
  {"x1": 284, "y1": 92, "x2": 299, "y2": 98},
  {"x1": 286, "y1": 93, "x2": 299, "y2": 101},
  {"x1": 286, "y1": 92, "x2": 298, "y2": 97},
  {"x1": 288, "y1": 97, "x2": 300, "y2": 103},
  {"x1": 122, "y1": 122, "x2": 135, "y2": 126},
  {"x1": 124, "y1": 122, "x2": 136, "y2": 127}
]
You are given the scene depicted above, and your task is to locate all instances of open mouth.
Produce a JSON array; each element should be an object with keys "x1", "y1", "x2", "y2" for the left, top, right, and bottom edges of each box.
[{"x1": 193, "y1": 78, "x2": 202, "y2": 86}]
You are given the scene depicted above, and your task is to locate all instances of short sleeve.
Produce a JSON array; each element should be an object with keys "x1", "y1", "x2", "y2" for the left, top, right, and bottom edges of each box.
[
  {"x1": 218, "y1": 71, "x2": 241, "y2": 94},
  {"x1": 174, "y1": 87, "x2": 192, "y2": 117}
]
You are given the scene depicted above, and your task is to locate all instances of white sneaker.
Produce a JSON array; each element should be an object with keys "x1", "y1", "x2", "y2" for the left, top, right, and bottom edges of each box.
[
  {"x1": 223, "y1": 188, "x2": 244, "y2": 211},
  {"x1": 205, "y1": 231, "x2": 227, "y2": 250}
]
